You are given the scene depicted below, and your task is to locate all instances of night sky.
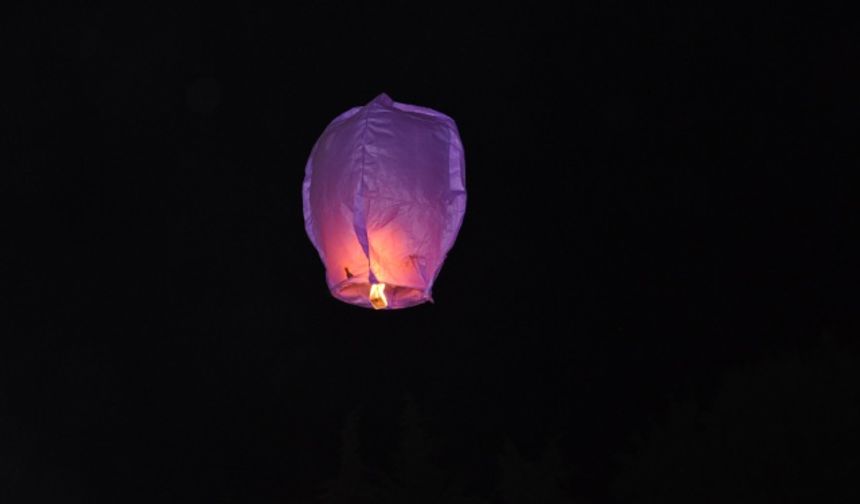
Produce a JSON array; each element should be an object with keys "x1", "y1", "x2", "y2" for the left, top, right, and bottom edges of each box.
[{"x1": 4, "y1": 4, "x2": 857, "y2": 503}]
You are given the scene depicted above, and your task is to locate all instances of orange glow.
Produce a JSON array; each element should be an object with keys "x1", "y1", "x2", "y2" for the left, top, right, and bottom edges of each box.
[
  {"x1": 367, "y1": 223, "x2": 432, "y2": 289},
  {"x1": 319, "y1": 217, "x2": 437, "y2": 308},
  {"x1": 369, "y1": 283, "x2": 388, "y2": 310}
]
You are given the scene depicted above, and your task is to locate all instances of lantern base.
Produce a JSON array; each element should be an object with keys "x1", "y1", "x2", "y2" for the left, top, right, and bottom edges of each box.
[{"x1": 331, "y1": 279, "x2": 431, "y2": 310}]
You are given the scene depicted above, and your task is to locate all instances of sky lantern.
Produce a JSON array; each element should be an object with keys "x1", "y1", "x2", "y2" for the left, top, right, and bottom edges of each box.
[{"x1": 302, "y1": 94, "x2": 467, "y2": 309}]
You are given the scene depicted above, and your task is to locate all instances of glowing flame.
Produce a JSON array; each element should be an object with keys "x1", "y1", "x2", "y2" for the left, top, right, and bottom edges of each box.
[{"x1": 369, "y1": 283, "x2": 388, "y2": 310}]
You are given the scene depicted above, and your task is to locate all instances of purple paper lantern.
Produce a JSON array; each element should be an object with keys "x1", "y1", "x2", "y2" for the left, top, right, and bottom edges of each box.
[{"x1": 302, "y1": 94, "x2": 466, "y2": 309}]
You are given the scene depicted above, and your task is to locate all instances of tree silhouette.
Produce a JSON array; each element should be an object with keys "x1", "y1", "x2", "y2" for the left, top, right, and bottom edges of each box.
[
  {"x1": 0, "y1": 413, "x2": 25, "y2": 501},
  {"x1": 497, "y1": 435, "x2": 574, "y2": 504},
  {"x1": 1, "y1": 410, "x2": 84, "y2": 503},
  {"x1": 392, "y1": 395, "x2": 443, "y2": 494},
  {"x1": 319, "y1": 410, "x2": 370, "y2": 504},
  {"x1": 374, "y1": 395, "x2": 485, "y2": 504},
  {"x1": 614, "y1": 339, "x2": 860, "y2": 503}
]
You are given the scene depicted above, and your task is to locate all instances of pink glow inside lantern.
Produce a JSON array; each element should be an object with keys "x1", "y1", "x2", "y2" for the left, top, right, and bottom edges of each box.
[{"x1": 302, "y1": 94, "x2": 466, "y2": 309}]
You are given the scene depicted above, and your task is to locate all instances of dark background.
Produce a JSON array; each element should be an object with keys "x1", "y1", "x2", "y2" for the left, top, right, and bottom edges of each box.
[{"x1": 4, "y1": 3, "x2": 857, "y2": 503}]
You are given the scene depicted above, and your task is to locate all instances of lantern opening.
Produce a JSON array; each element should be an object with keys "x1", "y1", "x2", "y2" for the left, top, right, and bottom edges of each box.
[
  {"x1": 369, "y1": 283, "x2": 388, "y2": 310},
  {"x1": 332, "y1": 275, "x2": 429, "y2": 310}
]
